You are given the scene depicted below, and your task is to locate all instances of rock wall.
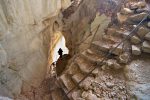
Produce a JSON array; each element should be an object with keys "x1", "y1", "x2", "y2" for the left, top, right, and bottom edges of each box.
[{"x1": 0, "y1": 0, "x2": 71, "y2": 98}]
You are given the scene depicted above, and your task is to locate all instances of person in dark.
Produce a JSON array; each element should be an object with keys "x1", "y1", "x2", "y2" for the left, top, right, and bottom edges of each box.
[{"x1": 58, "y1": 48, "x2": 63, "y2": 58}]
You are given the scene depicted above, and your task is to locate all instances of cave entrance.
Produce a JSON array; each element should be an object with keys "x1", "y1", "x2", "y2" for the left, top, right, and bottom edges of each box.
[
  {"x1": 52, "y1": 35, "x2": 69, "y2": 62},
  {"x1": 49, "y1": 32, "x2": 70, "y2": 77}
]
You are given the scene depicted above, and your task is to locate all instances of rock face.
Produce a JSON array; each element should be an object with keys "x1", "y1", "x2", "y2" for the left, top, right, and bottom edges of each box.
[{"x1": 0, "y1": 0, "x2": 71, "y2": 98}]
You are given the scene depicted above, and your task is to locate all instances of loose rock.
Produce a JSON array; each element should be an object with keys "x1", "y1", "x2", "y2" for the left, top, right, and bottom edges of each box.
[
  {"x1": 137, "y1": 26, "x2": 150, "y2": 38},
  {"x1": 142, "y1": 41, "x2": 150, "y2": 53},
  {"x1": 145, "y1": 32, "x2": 150, "y2": 41},
  {"x1": 132, "y1": 45, "x2": 141, "y2": 55},
  {"x1": 130, "y1": 36, "x2": 141, "y2": 44}
]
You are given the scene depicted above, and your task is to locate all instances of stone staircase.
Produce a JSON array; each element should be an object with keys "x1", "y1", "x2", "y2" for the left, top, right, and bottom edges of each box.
[{"x1": 54, "y1": 1, "x2": 150, "y2": 100}]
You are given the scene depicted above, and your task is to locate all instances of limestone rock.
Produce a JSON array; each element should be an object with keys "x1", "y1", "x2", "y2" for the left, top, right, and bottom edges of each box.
[
  {"x1": 0, "y1": 47, "x2": 7, "y2": 69},
  {"x1": 145, "y1": 32, "x2": 150, "y2": 41},
  {"x1": 147, "y1": 22, "x2": 150, "y2": 28},
  {"x1": 142, "y1": 41, "x2": 150, "y2": 53},
  {"x1": 92, "y1": 41, "x2": 110, "y2": 52},
  {"x1": 0, "y1": 68, "x2": 22, "y2": 97},
  {"x1": 121, "y1": 8, "x2": 133, "y2": 15},
  {"x1": 130, "y1": 36, "x2": 141, "y2": 44},
  {"x1": 128, "y1": 12, "x2": 148, "y2": 22},
  {"x1": 106, "y1": 59, "x2": 123, "y2": 69},
  {"x1": 119, "y1": 53, "x2": 130, "y2": 64},
  {"x1": 117, "y1": 13, "x2": 128, "y2": 23},
  {"x1": 80, "y1": 77, "x2": 94, "y2": 90},
  {"x1": 105, "y1": 82, "x2": 114, "y2": 88},
  {"x1": 82, "y1": 91, "x2": 99, "y2": 100},
  {"x1": 72, "y1": 73, "x2": 84, "y2": 84},
  {"x1": 87, "y1": 92, "x2": 99, "y2": 100},
  {"x1": 72, "y1": 90, "x2": 82, "y2": 100},
  {"x1": 75, "y1": 57, "x2": 94, "y2": 74},
  {"x1": 132, "y1": 45, "x2": 141, "y2": 55},
  {"x1": 137, "y1": 27, "x2": 150, "y2": 38},
  {"x1": 112, "y1": 43, "x2": 123, "y2": 55},
  {"x1": 136, "y1": 1, "x2": 146, "y2": 8},
  {"x1": 59, "y1": 74, "x2": 75, "y2": 91}
]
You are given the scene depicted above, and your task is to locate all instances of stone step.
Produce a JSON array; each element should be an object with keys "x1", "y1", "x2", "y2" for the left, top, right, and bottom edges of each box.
[
  {"x1": 91, "y1": 40, "x2": 123, "y2": 56},
  {"x1": 59, "y1": 74, "x2": 76, "y2": 93},
  {"x1": 106, "y1": 28, "x2": 129, "y2": 38},
  {"x1": 132, "y1": 45, "x2": 141, "y2": 55},
  {"x1": 51, "y1": 88, "x2": 69, "y2": 100},
  {"x1": 72, "y1": 73, "x2": 85, "y2": 84},
  {"x1": 144, "y1": 32, "x2": 150, "y2": 41},
  {"x1": 66, "y1": 62, "x2": 81, "y2": 75},
  {"x1": 142, "y1": 41, "x2": 150, "y2": 53},
  {"x1": 75, "y1": 57, "x2": 94, "y2": 74},
  {"x1": 80, "y1": 49, "x2": 103, "y2": 64},
  {"x1": 111, "y1": 43, "x2": 123, "y2": 55},
  {"x1": 102, "y1": 35, "x2": 122, "y2": 44},
  {"x1": 91, "y1": 41, "x2": 112, "y2": 53}
]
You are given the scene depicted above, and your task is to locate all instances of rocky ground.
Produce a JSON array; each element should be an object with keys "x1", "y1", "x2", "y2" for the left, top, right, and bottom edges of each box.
[
  {"x1": 54, "y1": 0, "x2": 150, "y2": 100},
  {"x1": 15, "y1": 0, "x2": 150, "y2": 100}
]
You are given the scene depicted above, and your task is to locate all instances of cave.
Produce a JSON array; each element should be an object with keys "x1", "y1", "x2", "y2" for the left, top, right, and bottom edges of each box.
[{"x1": 0, "y1": 0, "x2": 150, "y2": 100}]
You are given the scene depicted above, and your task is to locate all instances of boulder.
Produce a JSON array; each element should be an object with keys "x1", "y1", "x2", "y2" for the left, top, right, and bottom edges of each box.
[
  {"x1": 145, "y1": 32, "x2": 150, "y2": 41},
  {"x1": 147, "y1": 22, "x2": 150, "y2": 28},
  {"x1": 130, "y1": 36, "x2": 141, "y2": 44},
  {"x1": 142, "y1": 41, "x2": 150, "y2": 53},
  {"x1": 137, "y1": 26, "x2": 150, "y2": 38},
  {"x1": 132, "y1": 45, "x2": 141, "y2": 55}
]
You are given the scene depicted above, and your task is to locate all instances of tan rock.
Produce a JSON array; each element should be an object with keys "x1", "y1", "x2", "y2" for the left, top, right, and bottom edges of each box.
[
  {"x1": 142, "y1": 41, "x2": 150, "y2": 53},
  {"x1": 121, "y1": 8, "x2": 133, "y2": 15},
  {"x1": 137, "y1": 27, "x2": 150, "y2": 38},
  {"x1": 145, "y1": 32, "x2": 150, "y2": 41},
  {"x1": 112, "y1": 43, "x2": 123, "y2": 55},
  {"x1": 132, "y1": 45, "x2": 141, "y2": 55},
  {"x1": 128, "y1": 12, "x2": 148, "y2": 22},
  {"x1": 117, "y1": 13, "x2": 128, "y2": 24},
  {"x1": 130, "y1": 36, "x2": 141, "y2": 44},
  {"x1": 119, "y1": 53, "x2": 130, "y2": 64}
]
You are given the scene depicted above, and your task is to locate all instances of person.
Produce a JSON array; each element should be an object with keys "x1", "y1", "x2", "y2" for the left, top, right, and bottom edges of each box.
[{"x1": 58, "y1": 48, "x2": 63, "y2": 58}]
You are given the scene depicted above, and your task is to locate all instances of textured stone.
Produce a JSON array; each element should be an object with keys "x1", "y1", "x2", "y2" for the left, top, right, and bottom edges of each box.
[
  {"x1": 128, "y1": 12, "x2": 148, "y2": 22},
  {"x1": 107, "y1": 59, "x2": 123, "y2": 69},
  {"x1": 132, "y1": 45, "x2": 141, "y2": 55},
  {"x1": 0, "y1": 68, "x2": 22, "y2": 97},
  {"x1": 142, "y1": 41, "x2": 150, "y2": 53},
  {"x1": 105, "y1": 82, "x2": 114, "y2": 88},
  {"x1": 145, "y1": 32, "x2": 150, "y2": 41},
  {"x1": 92, "y1": 41, "x2": 110, "y2": 52},
  {"x1": 119, "y1": 53, "x2": 130, "y2": 64},
  {"x1": 121, "y1": 8, "x2": 133, "y2": 15},
  {"x1": 137, "y1": 27, "x2": 150, "y2": 38},
  {"x1": 72, "y1": 73, "x2": 84, "y2": 84},
  {"x1": 112, "y1": 43, "x2": 123, "y2": 55},
  {"x1": 60, "y1": 74, "x2": 75, "y2": 91},
  {"x1": 130, "y1": 36, "x2": 141, "y2": 44},
  {"x1": 117, "y1": 13, "x2": 128, "y2": 23},
  {"x1": 0, "y1": 0, "x2": 71, "y2": 98}
]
